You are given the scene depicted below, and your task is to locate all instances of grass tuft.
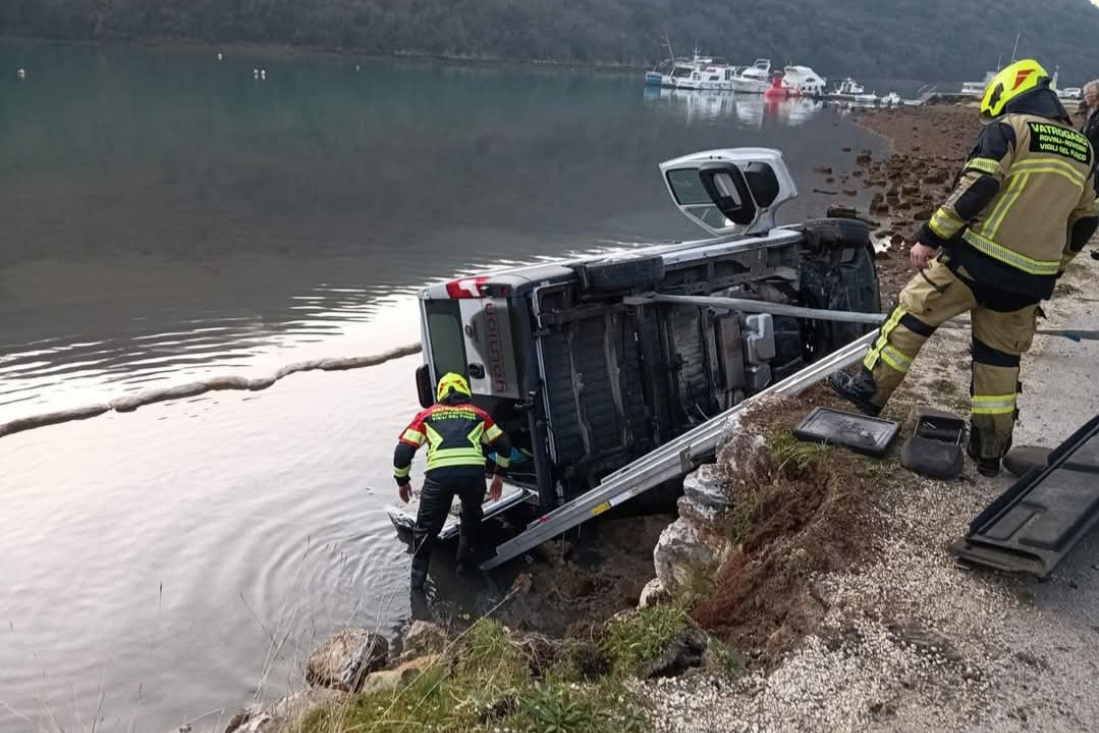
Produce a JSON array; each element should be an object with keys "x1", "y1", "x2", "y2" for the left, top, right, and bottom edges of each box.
[
  {"x1": 707, "y1": 639, "x2": 748, "y2": 681},
  {"x1": 301, "y1": 617, "x2": 651, "y2": 733},
  {"x1": 602, "y1": 603, "x2": 689, "y2": 676},
  {"x1": 766, "y1": 430, "x2": 831, "y2": 480}
]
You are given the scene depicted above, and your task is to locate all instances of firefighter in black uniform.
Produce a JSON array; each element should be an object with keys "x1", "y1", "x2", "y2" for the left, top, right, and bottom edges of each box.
[
  {"x1": 393, "y1": 372, "x2": 512, "y2": 591},
  {"x1": 831, "y1": 60, "x2": 1099, "y2": 476}
]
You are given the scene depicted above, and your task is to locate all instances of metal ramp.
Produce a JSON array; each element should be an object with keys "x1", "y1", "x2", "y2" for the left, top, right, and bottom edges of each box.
[{"x1": 479, "y1": 331, "x2": 875, "y2": 570}]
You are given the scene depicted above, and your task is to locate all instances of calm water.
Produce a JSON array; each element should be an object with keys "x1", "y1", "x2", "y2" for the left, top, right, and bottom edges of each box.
[{"x1": 0, "y1": 40, "x2": 882, "y2": 732}]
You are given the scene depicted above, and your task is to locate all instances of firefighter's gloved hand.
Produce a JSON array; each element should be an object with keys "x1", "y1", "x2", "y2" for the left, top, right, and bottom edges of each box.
[
  {"x1": 915, "y1": 222, "x2": 948, "y2": 250},
  {"x1": 489, "y1": 475, "x2": 504, "y2": 502},
  {"x1": 398, "y1": 483, "x2": 413, "y2": 504},
  {"x1": 909, "y1": 242, "x2": 939, "y2": 270}
]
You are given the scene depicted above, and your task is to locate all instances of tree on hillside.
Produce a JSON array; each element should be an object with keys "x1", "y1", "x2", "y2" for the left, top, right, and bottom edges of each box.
[{"x1": 4, "y1": 0, "x2": 1099, "y2": 83}]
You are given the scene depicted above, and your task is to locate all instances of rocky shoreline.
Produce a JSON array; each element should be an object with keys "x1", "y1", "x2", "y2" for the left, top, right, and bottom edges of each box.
[{"x1": 855, "y1": 105, "x2": 982, "y2": 299}]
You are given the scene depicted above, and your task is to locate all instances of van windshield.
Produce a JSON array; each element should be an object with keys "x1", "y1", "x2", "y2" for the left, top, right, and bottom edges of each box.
[{"x1": 425, "y1": 299, "x2": 467, "y2": 380}]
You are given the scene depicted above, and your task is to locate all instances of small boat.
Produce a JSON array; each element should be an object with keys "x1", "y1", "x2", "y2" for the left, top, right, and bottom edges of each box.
[
  {"x1": 880, "y1": 92, "x2": 903, "y2": 106},
  {"x1": 782, "y1": 65, "x2": 827, "y2": 97},
  {"x1": 960, "y1": 71, "x2": 996, "y2": 97},
  {"x1": 730, "y1": 59, "x2": 772, "y2": 94},
  {"x1": 827, "y1": 78, "x2": 867, "y2": 101},
  {"x1": 645, "y1": 37, "x2": 719, "y2": 89},
  {"x1": 673, "y1": 53, "x2": 734, "y2": 91}
]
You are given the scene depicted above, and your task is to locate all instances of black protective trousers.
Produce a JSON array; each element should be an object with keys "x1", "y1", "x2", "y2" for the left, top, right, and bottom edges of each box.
[{"x1": 410, "y1": 470, "x2": 486, "y2": 585}]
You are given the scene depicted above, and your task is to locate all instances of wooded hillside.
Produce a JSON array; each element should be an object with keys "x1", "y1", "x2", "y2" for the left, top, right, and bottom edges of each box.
[{"x1": 4, "y1": 0, "x2": 1099, "y2": 82}]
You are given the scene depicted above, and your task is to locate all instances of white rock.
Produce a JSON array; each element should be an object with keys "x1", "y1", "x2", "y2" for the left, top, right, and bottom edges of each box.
[
  {"x1": 361, "y1": 653, "x2": 440, "y2": 695},
  {"x1": 227, "y1": 688, "x2": 344, "y2": 733},
  {"x1": 678, "y1": 493, "x2": 722, "y2": 525},
  {"x1": 639, "y1": 577, "x2": 671, "y2": 609},
  {"x1": 401, "y1": 620, "x2": 447, "y2": 659},
  {"x1": 654, "y1": 519, "x2": 716, "y2": 594},
  {"x1": 682, "y1": 464, "x2": 732, "y2": 511},
  {"x1": 306, "y1": 628, "x2": 389, "y2": 692}
]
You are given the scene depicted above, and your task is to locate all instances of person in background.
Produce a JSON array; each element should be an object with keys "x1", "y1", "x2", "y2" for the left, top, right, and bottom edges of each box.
[
  {"x1": 1080, "y1": 80, "x2": 1099, "y2": 151},
  {"x1": 393, "y1": 372, "x2": 511, "y2": 592},
  {"x1": 831, "y1": 60, "x2": 1099, "y2": 477}
]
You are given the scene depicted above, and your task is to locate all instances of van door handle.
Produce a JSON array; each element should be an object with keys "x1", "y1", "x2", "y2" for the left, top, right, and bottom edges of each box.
[{"x1": 468, "y1": 363, "x2": 486, "y2": 379}]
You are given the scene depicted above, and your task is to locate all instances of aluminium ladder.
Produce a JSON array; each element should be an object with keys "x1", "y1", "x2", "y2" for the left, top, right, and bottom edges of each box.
[{"x1": 480, "y1": 330, "x2": 875, "y2": 570}]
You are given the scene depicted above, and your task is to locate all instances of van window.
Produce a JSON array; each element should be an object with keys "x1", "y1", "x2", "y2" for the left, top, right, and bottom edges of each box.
[
  {"x1": 425, "y1": 299, "x2": 467, "y2": 380},
  {"x1": 666, "y1": 168, "x2": 711, "y2": 205}
]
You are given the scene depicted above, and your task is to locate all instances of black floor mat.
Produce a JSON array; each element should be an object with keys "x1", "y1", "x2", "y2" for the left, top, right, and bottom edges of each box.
[{"x1": 794, "y1": 407, "x2": 900, "y2": 457}]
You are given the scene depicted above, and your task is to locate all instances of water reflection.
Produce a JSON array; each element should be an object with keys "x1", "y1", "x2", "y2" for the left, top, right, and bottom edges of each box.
[
  {"x1": 0, "y1": 41, "x2": 869, "y2": 422},
  {"x1": 643, "y1": 86, "x2": 825, "y2": 129}
]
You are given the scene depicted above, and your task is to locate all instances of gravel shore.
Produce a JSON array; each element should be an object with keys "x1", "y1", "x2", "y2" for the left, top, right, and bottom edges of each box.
[{"x1": 646, "y1": 108, "x2": 1099, "y2": 733}]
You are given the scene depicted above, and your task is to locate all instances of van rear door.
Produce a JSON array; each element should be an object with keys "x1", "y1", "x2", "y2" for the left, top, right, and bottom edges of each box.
[
  {"x1": 459, "y1": 297, "x2": 520, "y2": 400},
  {"x1": 422, "y1": 281, "x2": 520, "y2": 401}
]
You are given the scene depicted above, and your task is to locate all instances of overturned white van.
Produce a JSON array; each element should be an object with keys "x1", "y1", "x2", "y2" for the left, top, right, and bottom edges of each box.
[{"x1": 390, "y1": 148, "x2": 881, "y2": 565}]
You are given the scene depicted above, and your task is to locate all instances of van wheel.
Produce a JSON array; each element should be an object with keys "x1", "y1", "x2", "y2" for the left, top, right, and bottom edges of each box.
[
  {"x1": 798, "y1": 218, "x2": 881, "y2": 361},
  {"x1": 575, "y1": 254, "x2": 666, "y2": 293}
]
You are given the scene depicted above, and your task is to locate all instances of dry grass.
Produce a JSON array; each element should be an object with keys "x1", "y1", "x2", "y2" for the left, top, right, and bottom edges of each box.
[{"x1": 693, "y1": 395, "x2": 887, "y2": 663}]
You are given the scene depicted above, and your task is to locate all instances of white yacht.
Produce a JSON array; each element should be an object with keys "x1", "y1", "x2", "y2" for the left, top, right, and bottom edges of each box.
[
  {"x1": 782, "y1": 66, "x2": 827, "y2": 97},
  {"x1": 730, "y1": 59, "x2": 772, "y2": 94}
]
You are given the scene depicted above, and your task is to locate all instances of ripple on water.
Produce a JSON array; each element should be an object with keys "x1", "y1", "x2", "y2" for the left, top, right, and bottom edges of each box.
[{"x1": 0, "y1": 361, "x2": 421, "y2": 729}]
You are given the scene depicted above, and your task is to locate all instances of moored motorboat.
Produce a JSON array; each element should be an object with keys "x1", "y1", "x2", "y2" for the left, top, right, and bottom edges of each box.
[
  {"x1": 782, "y1": 65, "x2": 827, "y2": 97},
  {"x1": 826, "y1": 78, "x2": 865, "y2": 101},
  {"x1": 730, "y1": 59, "x2": 772, "y2": 94}
]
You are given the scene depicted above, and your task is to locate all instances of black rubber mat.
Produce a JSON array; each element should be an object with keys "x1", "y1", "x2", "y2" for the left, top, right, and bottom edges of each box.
[
  {"x1": 951, "y1": 414, "x2": 1099, "y2": 576},
  {"x1": 901, "y1": 407, "x2": 966, "y2": 480},
  {"x1": 794, "y1": 407, "x2": 900, "y2": 457}
]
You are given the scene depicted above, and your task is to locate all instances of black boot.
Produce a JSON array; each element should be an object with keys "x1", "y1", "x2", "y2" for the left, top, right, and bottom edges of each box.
[
  {"x1": 967, "y1": 430, "x2": 1002, "y2": 478},
  {"x1": 828, "y1": 369, "x2": 882, "y2": 417},
  {"x1": 410, "y1": 557, "x2": 429, "y2": 594}
]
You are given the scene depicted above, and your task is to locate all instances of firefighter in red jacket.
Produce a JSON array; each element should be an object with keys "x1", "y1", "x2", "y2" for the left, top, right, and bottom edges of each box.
[{"x1": 394, "y1": 372, "x2": 512, "y2": 592}]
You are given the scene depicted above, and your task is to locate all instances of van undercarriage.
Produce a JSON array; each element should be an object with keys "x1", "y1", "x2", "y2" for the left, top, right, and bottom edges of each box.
[{"x1": 390, "y1": 148, "x2": 882, "y2": 566}]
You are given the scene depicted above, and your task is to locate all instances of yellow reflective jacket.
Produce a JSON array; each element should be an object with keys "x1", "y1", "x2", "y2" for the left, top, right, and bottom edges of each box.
[
  {"x1": 922, "y1": 101, "x2": 1099, "y2": 300},
  {"x1": 392, "y1": 400, "x2": 511, "y2": 484}
]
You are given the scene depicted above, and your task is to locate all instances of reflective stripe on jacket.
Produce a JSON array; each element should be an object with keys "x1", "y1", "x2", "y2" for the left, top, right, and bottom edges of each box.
[
  {"x1": 393, "y1": 401, "x2": 510, "y2": 483},
  {"x1": 927, "y1": 112, "x2": 1098, "y2": 299}
]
